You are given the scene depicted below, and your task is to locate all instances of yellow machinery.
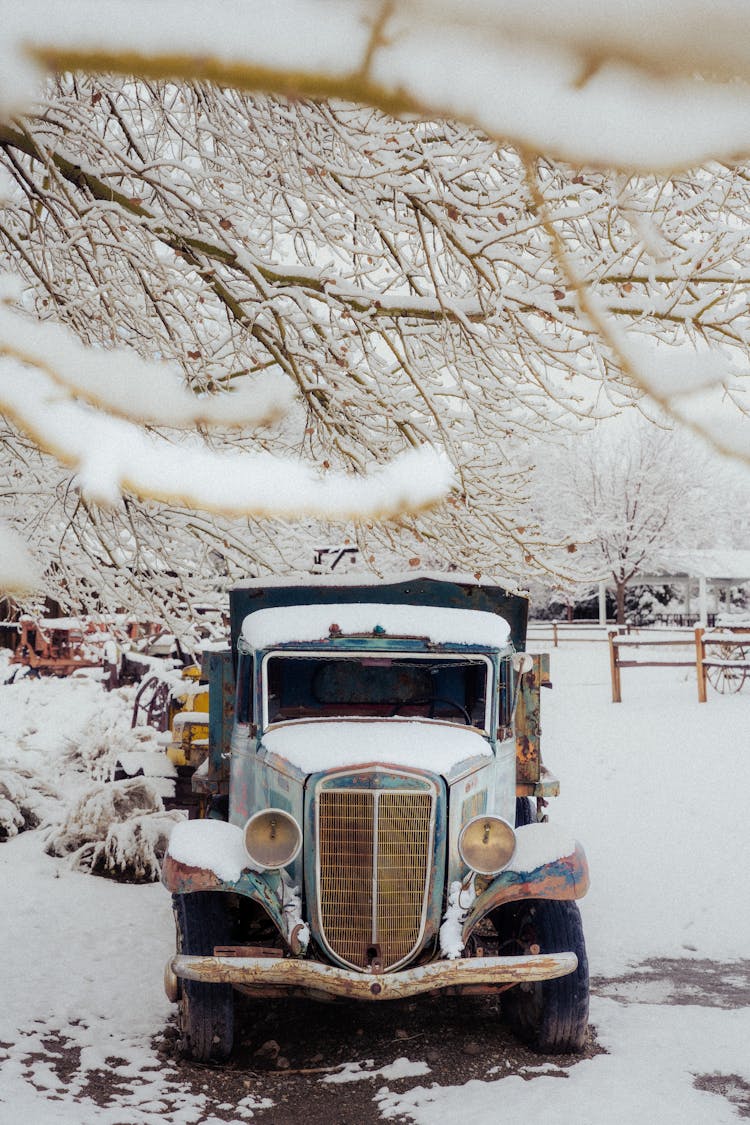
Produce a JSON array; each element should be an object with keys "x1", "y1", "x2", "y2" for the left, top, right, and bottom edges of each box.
[{"x1": 166, "y1": 665, "x2": 210, "y2": 770}]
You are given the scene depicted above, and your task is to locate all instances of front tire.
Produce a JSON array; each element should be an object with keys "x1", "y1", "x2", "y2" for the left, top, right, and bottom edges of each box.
[
  {"x1": 515, "y1": 797, "x2": 536, "y2": 827},
  {"x1": 495, "y1": 898, "x2": 589, "y2": 1053},
  {"x1": 174, "y1": 892, "x2": 234, "y2": 1061}
]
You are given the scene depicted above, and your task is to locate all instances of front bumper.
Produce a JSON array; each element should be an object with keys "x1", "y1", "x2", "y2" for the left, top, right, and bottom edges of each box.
[{"x1": 166, "y1": 951, "x2": 577, "y2": 1002}]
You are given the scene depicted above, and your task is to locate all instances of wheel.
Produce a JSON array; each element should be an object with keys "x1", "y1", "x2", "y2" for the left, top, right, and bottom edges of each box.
[
  {"x1": 515, "y1": 797, "x2": 536, "y2": 827},
  {"x1": 494, "y1": 899, "x2": 589, "y2": 1053},
  {"x1": 173, "y1": 892, "x2": 234, "y2": 1061},
  {"x1": 131, "y1": 675, "x2": 172, "y2": 730},
  {"x1": 706, "y1": 642, "x2": 747, "y2": 694}
]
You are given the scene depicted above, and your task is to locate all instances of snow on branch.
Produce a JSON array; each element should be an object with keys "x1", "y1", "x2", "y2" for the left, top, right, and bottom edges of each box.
[
  {"x1": 616, "y1": 338, "x2": 749, "y2": 465},
  {"x1": 0, "y1": 526, "x2": 43, "y2": 595},
  {"x1": 0, "y1": 340, "x2": 455, "y2": 519},
  {"x1": 7, "y1": 1, "x2": 750, "y2": 171},
  {"x1": 2, "y1": 9, "x2": 749, "y2": 605},
  {"x1": 0, "y1": 294, "x2": 295, "y2": 430},
  {"x1": 521, "y1": 157, "x2": 750, "y2": 467}
]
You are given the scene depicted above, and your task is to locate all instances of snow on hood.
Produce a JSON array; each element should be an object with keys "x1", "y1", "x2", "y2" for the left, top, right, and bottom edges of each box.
[
  {"x1": 242, "y1": 602, "x2": 510, "y2": 649},
  {"x1": 261, "y1": 719, "x2": 492, "y2": 775}
]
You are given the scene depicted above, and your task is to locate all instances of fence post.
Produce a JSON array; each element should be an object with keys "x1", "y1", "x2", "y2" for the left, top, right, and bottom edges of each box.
[
  {"x1": 608, "y1": 631, "x2": 621, "y2": 703},
  {"x1": 695, "y1": 626, "x2": 707, "y2": 703},
  {"x1": 552, "y1": 620, "x2": 558, "y2": 648}
]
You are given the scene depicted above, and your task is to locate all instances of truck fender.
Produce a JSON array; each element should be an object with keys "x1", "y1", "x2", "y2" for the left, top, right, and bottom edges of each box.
[
  {"x1": 461, "y1": 828, "x2": 589, "y2": 944},
  {"x1": 161, "y1": 820, "x2": 306, "y2": 953}
]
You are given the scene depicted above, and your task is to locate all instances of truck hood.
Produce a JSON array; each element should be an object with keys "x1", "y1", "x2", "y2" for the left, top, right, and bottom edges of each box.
[{"x1": 261, "y1": 719, "x2": 492, "y2": 776}]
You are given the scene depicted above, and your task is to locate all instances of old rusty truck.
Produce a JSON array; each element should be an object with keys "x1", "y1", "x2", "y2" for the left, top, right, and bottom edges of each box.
[{"x1": 162, "y1": 574, "x2": 590, "y2": 1060}]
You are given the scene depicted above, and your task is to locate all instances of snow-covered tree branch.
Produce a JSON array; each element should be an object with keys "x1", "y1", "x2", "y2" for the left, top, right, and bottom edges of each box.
[
  {"x1": 1, "y1": 5, "x2": 749, "y2": 608},
  {"x1": 8, "y1": 1, "x2": 750, "y2": 171}
]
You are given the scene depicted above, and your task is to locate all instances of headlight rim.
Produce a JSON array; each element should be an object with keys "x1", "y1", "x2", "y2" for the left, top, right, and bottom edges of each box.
[
  {"x1": 458, "y1": 813, "x2": 516, "y2": 876},
  {"x1": 243, "y1": 807, "x2": 303, "y2": 871}
]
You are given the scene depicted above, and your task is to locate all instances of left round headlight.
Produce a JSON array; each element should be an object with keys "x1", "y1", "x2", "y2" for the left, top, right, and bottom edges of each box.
[
  {"x1": 458, "y1": 815, "x2": 516, "y2": 876},
  {"x1": 243, "y1": 808, "x2": 302, "y2": 870}
]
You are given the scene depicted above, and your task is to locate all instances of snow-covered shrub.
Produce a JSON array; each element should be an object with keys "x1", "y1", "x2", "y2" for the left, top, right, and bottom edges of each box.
[
  {"x1": 45, "y1": 776, "x2": 184, "y2": 882},
  {"x1": 61, "y1": 699, "x2": 162, "y2": 781},
  {"x1": 81, "y1": 810, "x2": 184, "y2": 883},
  {"x1": 0, "y1": 767, "x2": 58, "y2": 840}
]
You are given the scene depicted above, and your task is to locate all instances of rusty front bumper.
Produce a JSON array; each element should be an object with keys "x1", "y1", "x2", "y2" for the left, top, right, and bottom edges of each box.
[{"x1": 166, "y1": 951, "x2": 577, "y2": 1002}]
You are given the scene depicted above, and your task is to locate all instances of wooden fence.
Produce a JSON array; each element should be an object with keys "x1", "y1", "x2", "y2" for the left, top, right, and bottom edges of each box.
[
  {"x1": 608, "y1": 627, "x2": 750, "y2": 702},
  {"x1": 527, "y1": 621, "x2": 629, "y2": 647}
]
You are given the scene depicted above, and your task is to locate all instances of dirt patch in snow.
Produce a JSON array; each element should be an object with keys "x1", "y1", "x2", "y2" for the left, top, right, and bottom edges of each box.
[
  {"x1": 17, "y1": 996, "x2": 602, "y2": 1124},
  {"x1": 16, "y1": 960, "x2": 750, "y2": 1122},
  {"x1": 693, "y1": 1073, "x2": 750, "y2": 1119},
  {"x1": 153, "y1": 995, "x2": 603, "y2": 1124},
  {"x1": 591, "y1": 957, "x2": 750, "y2": 1009}
]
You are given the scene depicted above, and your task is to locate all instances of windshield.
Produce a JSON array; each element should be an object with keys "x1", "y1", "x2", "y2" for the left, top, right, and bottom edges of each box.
[{"x1": 263, "y1": 652, "x2": 491, "y2": 731}]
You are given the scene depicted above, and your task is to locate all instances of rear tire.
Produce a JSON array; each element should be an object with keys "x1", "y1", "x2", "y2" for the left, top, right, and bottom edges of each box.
[
  {"x1": 174, "y1": 892, "x2": 234, "y2": 1061},
  {"x1": 496, "y1": 898, "x2": 589, "y2": 1053},
  {"x1": 515, "y1": 797, "x2": 535, "y2": 827}
]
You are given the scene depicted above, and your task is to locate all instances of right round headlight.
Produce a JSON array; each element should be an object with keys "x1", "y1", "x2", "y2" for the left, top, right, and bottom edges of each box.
[
  {"x1": 243, "y1": 808, "x2": 302, "y2": 870},
  {"x1": 458, "y1": 814, "x2": 516, "y2": 876}
]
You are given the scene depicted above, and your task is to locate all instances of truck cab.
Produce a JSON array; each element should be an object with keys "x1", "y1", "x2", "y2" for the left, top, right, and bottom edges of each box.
[{"x1": 162, "y1": 575, "x2": 589, "y2": 1060}]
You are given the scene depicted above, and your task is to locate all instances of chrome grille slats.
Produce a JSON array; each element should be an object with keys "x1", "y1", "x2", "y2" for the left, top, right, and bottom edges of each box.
[
  {"x1": 318, "y1": 790, "x2": 373, "y2": 965},
  {"x1": 375, "y1": 791, "x2": 432, "y2": 966},
  {"x1": 316, "y1": 781, "x2": 434, "y2": 971}
]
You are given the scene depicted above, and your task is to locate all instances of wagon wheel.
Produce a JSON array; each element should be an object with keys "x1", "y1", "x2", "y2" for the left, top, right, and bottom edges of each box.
[
  {"x1": 706, "y1": 642, "x2": 748, "y2": 694},
  {"x1": 735, "y1": 643, "x2": 749, "y2": 692},
  {"x1": 131, "y1": 675, "x2": 172, "y2": 729}
]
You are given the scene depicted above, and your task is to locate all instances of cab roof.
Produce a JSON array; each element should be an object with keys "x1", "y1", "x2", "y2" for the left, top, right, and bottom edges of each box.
[
  {"x1": 230, "y1": 572, "x2": 527, "y2": 653},
  {"x1": 241, "y1": 601, "x2": 511, "y2": 650}
]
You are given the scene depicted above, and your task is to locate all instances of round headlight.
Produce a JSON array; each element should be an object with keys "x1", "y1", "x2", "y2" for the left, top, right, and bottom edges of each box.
[
  {"x1": 458, "y1": 815, "x2": 516, "y2": 875},
  {"x1": 243, "y1": 808, "x2": 302, "y2": 870}
]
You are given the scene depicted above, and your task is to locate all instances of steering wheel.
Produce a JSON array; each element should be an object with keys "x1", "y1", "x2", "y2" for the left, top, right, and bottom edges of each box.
[{"x1": 390, "y1": 697, "x2": 473, "y2": 725}]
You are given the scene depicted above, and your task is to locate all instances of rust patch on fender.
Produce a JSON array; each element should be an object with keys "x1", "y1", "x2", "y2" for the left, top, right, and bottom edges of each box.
[
  {"x1": 161, "y1": 854, "x2": 222, "y2": 893},
  {"x1": 461, "y1": 844, "x2": 590, "y2": 943}
]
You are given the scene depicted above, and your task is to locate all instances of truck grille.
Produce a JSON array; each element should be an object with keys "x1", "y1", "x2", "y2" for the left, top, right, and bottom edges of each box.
[{"x1": 317, "y1": 787, "x2": 434, "y2": 971}]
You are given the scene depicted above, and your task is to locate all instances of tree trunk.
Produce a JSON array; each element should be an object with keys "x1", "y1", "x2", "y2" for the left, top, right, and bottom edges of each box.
[{"x1": 615, "y1": 582, "x2": 626, "y2": 625}]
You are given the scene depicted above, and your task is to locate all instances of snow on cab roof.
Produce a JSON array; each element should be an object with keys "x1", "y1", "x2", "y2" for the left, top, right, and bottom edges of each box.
[{"x1": 242, "y1": 602, "x2": 511, "y2": 649}]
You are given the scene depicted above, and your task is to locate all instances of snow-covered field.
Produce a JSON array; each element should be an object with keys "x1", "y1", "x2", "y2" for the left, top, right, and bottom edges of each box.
[{"x1": 0, "y1": 641, "x2": 748, "y2": 1123}]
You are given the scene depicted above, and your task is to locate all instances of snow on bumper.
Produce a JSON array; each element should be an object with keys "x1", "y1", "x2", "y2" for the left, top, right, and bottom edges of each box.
[{"x1": 166, "y1": 951, "x2": 578, "y2": 1001}]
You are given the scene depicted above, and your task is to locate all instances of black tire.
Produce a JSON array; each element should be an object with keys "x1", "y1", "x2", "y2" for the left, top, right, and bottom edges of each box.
[
  {"x1": 173, "y1": 892, "x2": 234, "y2": 1061},
  {"x1": 515, "y1": 797, "x2": 535, "y2": 827},
  {"x1": 496, "y1": 898, "x2": 589, "y2": 1053}
]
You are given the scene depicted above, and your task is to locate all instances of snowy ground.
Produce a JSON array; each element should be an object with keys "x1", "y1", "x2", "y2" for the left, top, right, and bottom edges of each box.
[{"x1": 0, "y1": 641, "x2": 749, "y2": 1123}]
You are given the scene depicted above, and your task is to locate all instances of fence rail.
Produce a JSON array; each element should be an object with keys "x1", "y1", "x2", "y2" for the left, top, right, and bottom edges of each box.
[
  {"x1": 527, "y1": 621, "x2": 629, "y2": 647},
  {"x1": 607, "y1": 627, "x2": 750, "y2": 702}
]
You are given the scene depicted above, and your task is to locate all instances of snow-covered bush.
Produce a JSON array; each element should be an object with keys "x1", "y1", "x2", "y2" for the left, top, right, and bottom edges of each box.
[
  {"x1": 83, "y1": 810, "x2": 185, "y2": 883},
  {"x1": 45, "y1": 776, "x2": 184, "y2": 883},
  {"x1": 62, "y1": 705, "x2": 163, "y2": 782},
  {"x1": 0, "y1": 766, "x2": 58, "y2": 840}
]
